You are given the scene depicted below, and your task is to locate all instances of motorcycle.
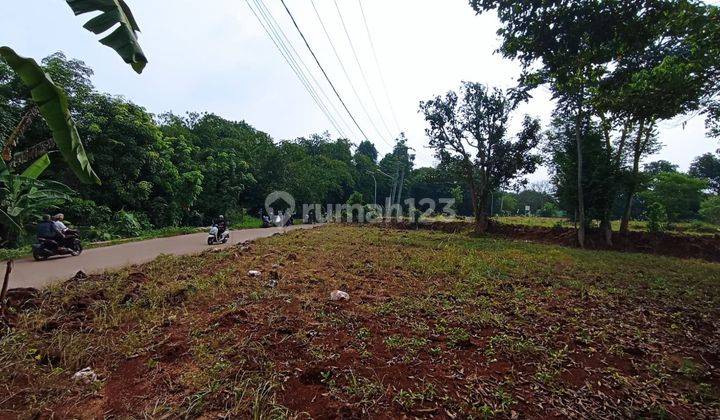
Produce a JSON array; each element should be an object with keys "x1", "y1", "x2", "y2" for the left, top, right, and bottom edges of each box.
[
  {"x1": 207, "y1": 224, "x2": 230, "y2": 245},
  {"x1": 32, "y1": 230, "x2": 83, "y2": 261}
]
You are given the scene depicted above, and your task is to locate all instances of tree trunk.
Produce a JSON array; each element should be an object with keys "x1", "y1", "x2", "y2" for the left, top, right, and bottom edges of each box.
[
  {"x1": 575, "y1": 106, "x2": 586, "y2": 248},
  {"x1": 619, "y1": 192, "x2": 633, "y2": 235},
  {"x1": 477, "y1": 190, "x2": 490, "y2": 234},
  {"x1": 620, "y1": 119, "x2": 646, "y2": 235},
  {"x1": 600, "y1": 216, "x2": 613, "y2": 246},
  {"x1": 469, "y1": 184, "x2": 486, "y2": 234}
]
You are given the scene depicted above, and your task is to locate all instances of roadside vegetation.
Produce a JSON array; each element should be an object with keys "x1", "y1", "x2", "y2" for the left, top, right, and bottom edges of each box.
[{"x1": 1, "y1": 226, "x2": 718, "y2": 417}]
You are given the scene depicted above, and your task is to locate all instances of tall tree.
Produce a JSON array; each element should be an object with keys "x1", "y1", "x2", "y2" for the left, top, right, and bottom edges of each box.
[
  {"x1": 644, "y1": 160, "x2": 679, "y2": 176},
  {"x1": 356, "y1": 140, "x2": 378, "y2": 163},
  {"x1": 689, "y1": 153, "x2": 720, "y2": 194},
  {"x1": 546, "y1": 107, "x2": 617, "y2": 237},
  {"x1": 420, "y1": 82, "x2": 541, "y2": 233}
]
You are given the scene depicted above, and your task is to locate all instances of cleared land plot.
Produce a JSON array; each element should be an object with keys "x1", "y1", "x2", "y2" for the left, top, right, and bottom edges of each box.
[{"x1": 1, "y1": 225, "x2": 718, "y2": 418}]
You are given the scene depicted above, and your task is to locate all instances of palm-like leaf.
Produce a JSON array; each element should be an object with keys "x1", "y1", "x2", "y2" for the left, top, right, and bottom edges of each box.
[
  {"x1": 0, "y1": 47, "x2": 101, "y2": 185},
  {"x1": 65, "y1": 0, "x2": 148, "y2": 74},
  {"x1": 0, "y1": 173, "x2": 73, "y2": 235},
  {"x1": 20, "y1": 153, "x2": 51, "y2": 179}
]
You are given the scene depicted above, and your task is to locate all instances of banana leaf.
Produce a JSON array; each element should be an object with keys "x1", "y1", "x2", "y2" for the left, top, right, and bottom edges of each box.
[
  {"x1": 0, "y1": 47, "x2": 101, "y2": 185},
  {"x1": 20, "y1": 154, "x2": 51, "y2": 180},
  {"x1": 65, "y1": 0, "x2": 147, "y2": 74}
]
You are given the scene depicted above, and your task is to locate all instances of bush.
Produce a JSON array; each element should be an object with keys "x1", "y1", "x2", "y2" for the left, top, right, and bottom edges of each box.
[
  {"x1": 699, "y1": 196, "x2": 720, "y2": 224},
  {"x1": 225, "y1": 208, "x2": 247, "y2": 225},
  {"x1": 538, "y1": 202, "x2": 560, "y2": 217},
  {"x1": 112, "y1": 211, "x2": 153, "y2": 238},
  {"x1": 646, "y1": 202, "x2": 668, "y2": 233},
  {"x1": 63, "y1": 198, "x2": 112, "y2": 227}
]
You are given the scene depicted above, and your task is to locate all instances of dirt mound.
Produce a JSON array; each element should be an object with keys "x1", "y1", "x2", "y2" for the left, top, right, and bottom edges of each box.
[
  {"x1": 386, "y1": 220, "x2": 720, "y2": 262},
  {"x1": 4, "y1": 288, "x2": 41, "y2": 311},
  {"x1": 489, "y1": 222, "x2": 720, "y2": 262}
]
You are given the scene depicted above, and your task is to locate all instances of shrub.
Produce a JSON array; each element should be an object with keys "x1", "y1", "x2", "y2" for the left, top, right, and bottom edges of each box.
[
  {"x1": 699, "y1": 196, "x2": 720, "y2": 224},
  {"x1": 225, "y1": 208, "x2": 247, "y2": 224},
  {"x1": 538, "y1": 202, "x2": 560, "y2": 217},
  {"x1": 646, "y1": 202, "x2": 668, "y2": 233},
  {"x1": 112, "y1": 210, "x2": 152, "y2": 237},
  {"x1": 64, "y1": 198, "x2": 112, "y2": 227}
]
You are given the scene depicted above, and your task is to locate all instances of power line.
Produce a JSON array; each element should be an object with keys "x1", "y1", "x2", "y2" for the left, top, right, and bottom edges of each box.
[
  {"x1": 245, "y1": 0, "x2": 350, "y2": 138},
  {"x1": 251, "y1": 0, "x2": 360, "y2": 139},
  {"x1": 248, "y1": 0, "x2": 346, "y2": 138},
  {"x1": 333, "y1": 0, "x2": 395, "y2": 140},
  {"x1": 358, "y1": 0, "x2": 402, "y2": 134},
  {"x1": 310, "y1": 0, "x2": 392, "y2": 146},
  {"x1": 280, "y1": 0, "x2": 371, "y2": 143},
  {"x1": 255, "y1": 0, "x2": 359, "y2": 138}
]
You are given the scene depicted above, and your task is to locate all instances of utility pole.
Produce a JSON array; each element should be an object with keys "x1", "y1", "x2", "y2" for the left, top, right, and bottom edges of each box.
[
  {"x1": 366, "y1": 171, "x2": 377, "y2": 205},
  {"x1": 396, "y1": 168, "x2": 405, "y2": 205},
  {"x1": 390, "y1": 162, "x2": 399, "y2": 207}
]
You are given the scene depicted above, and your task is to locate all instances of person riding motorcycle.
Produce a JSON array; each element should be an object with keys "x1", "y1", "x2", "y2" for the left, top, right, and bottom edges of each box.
[
  {"x1": 53, "y1": 213, "x2": 68, "y2": 232},
  {"x1": 214, "y1": 215, "x2": 228, "y2": 235},
  {"x1": 53, "y1": 213, "x2": 79, "y2": 247},
  {"x1": 37, "y1": 214, "x2": 65, "y2": 251}
]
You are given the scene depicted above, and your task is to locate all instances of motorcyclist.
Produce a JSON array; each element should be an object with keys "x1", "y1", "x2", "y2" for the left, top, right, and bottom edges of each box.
[
  {"x1": 215, "y1": 215, "x2": 228, "y2": 235},
  {"x1": 53, "y1": 213, "x2": 79, "y2": 247},
  {"x1": 37, "y1": 214, "x2": 65, "y2": 251},
  {"x1": 53, "y1": 213, "x2": 68, "y2": 232}
]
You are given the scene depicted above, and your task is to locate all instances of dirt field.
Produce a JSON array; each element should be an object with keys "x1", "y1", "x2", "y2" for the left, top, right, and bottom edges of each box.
[{"x1": 1, "y1": 225, "x2": 719, "y2": 418}]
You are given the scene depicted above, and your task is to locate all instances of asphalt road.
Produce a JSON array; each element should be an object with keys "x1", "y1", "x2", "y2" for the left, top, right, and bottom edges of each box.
[{"x1": 5, "y1": 225, "x2": 318, "y2": 290}]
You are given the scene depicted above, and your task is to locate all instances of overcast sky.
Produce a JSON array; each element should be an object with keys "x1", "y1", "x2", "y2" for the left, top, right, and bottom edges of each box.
[{"x1": 1, "y1": 0, "x2": 716, "y2": 181}]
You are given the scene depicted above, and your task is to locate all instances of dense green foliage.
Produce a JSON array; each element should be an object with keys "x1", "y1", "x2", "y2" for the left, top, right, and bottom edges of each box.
[
  {"x1": 642, "y1": 172, "x2": 708, "y2": 222},
  {"x1": 690, "y1": 153, "x2": 720, "y2": 194},
  {"x1": 699, "y1": 195, "x2": 720, "y2": 224}
]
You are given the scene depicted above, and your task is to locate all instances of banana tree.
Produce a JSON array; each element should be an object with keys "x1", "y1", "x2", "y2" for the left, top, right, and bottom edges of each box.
[
  {"x1": 0, "y1": 0, "x2": 147, "y2": 185},
  {"x1": 0, "y1": 155, "x2": 74, "y2": 247}
]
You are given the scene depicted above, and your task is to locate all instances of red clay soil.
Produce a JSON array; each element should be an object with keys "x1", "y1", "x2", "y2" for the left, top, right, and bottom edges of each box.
[{"x1": 389, "y1": 220, "x2": 720, "y2": 262}]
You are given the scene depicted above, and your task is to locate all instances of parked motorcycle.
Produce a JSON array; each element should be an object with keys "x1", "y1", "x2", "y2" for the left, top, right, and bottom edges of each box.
[
  {"x1": 207, "y1": 225, "x2": 230, "y2": 245},
  {"x1": 32, "y1": 230, "x2": 83, "y2": 261}
]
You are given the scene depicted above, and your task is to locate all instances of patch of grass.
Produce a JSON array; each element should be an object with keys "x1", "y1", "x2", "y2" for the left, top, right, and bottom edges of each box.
[{"x1": 393, "y1": 383, "x2": 437, "y2": 410}]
